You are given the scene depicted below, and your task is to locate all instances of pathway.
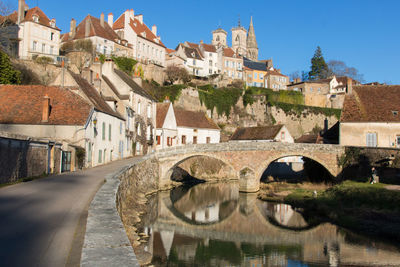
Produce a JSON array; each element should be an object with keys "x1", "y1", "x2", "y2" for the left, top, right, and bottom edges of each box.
[{"x1": 0, "y1": 158, "x2": 137, "y2": 267}]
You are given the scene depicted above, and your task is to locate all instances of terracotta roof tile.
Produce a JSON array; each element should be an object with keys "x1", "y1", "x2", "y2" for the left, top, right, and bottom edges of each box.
[
  {"x1": 267, "y1": 70, "x2": 288, "y2": 78},
  {"x1": 223, "y1": 47, "x2": 236, "y2": 58},
  {"x1": 156, "y1": 102, "x2": 170, "y2": 128},
  {"x1": 62, "y1": 15, "x2": 118, "y2": 42},
  {"x1": 1, "y1": 7, "x2": 60, "y2": 31},
  {"x1": 341, "y1": 85, "x2": 400, "y2": 123},
  {"x1": 113, "y1": 13, "x2": 165, "y2": 48},
  {"x1": 183, "y1": 46, "x2": 203, "y2": 60},
  {"x1": 295, "y1": 134, "x2": 319, "y2": 143},
  {"x1": 201, "y1": 43, "x2": 216, "y2": 53},
  {"x1": 113, "y1": 68, "x2": 156, "y2": 101},
  {"x1": 230, "y1": 125, "x2": 284, "y2": 141},
  {"x1": 0, "y1": 85, "x2": 91, "y2": 125},
  {"x1": 175, "y1": 108, "x2": 219, "y2": 129},
  {"x1": 166, "y1": 48, "x2": 175, "y2": 54}
]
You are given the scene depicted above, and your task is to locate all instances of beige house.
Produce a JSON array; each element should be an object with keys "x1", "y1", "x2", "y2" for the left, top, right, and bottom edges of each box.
[
  {"x1": 222, "y1": 47, "x2": 243, "y2": 80},
  {"x1": 165, "y1": 48, "x2": 185, "y2": 68},
  {"x1": 0, "y1": 0, "x2": 60, "y2": 60},
  {"x1": 265, "y1": 68, "x2": 289, "y2": 90},
  {"x1": 340, "y1": 85, "x2": 400, "y2": 148}
]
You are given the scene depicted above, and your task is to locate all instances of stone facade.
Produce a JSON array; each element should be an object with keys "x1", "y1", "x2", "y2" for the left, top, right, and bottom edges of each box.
[{"x1": 0, "y1": 133, "x2": 62, "y2": 183}]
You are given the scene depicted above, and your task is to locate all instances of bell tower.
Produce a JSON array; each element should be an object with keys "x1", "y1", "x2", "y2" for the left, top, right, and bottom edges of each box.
[
  {"x1": 212, "y1": 28, "x2": 228, "y2": 47},
  {"x1": 231, "y1": 17, "x2": 247, "y2": 57}
]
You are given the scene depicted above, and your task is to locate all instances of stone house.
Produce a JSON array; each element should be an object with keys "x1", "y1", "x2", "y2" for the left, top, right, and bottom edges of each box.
[
  {"x1": 0, "y1": 132, "x2": 63, "y2": 183},
  {"x1": 0, "y1": 0, "x2": 60, "y2": 60},
  {"x1": 265, "y1": 68, "x2": 289, "y2": 90},
  {"x1": 112, "y1": 9, "x2": 166, "y2": 66},
  {"x1": 340, "y1": 85, "x2": 400, "y2": 148},
  {"x1": 175, "y1": 43, "x2": 206, "y2": 77},
  {"x1": 61, "y1": 14, "x2": 132, "y2": 58},
  {"x1": 165, "y1": 48, "x2": 185, "y2": 68},
  {"x1": 230, "y1": 125, "x2": 294, "y2": 143}
]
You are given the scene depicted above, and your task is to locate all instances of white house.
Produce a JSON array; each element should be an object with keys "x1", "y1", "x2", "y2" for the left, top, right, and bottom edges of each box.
[
  {"x1": 186, "y1": 41, "x2": 220, "y2": 75},
  {"x1": 175, "y1": 108, "x2": 220, "y2": 145},
  {"x1": 156, "y1": 102, "x2": 178, "y2": 149},
  {"x1": 175, "y1": 43, "x2": 206, "y2": 77},
  {"x1": 112, "y1": 9, "x2": 166, "y2": 66},
  {"x1": 0, "y1": 0, "x2": 60, "y2": 60}
]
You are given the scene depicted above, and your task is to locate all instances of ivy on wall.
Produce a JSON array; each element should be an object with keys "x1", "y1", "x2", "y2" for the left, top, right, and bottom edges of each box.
[
  {"x1": 197, "y1": 84, "x2": 243, "y2": 117},
  {"x1": 112, "y1": 56, "x2": 138, "y2": 76}
]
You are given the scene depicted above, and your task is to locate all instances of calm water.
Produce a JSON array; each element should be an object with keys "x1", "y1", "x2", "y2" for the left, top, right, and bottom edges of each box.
[{"x1": 136, "y1": 182, "x2": 400, "y2": 267}]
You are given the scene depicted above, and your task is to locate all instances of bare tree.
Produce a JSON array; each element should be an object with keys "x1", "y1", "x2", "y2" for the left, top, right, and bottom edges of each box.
[
  {"x1": 165, "y1": 65, "x2": 190, "y2": 84},
  {"x1": 289, "y1": 71, "x2": 301, "y2": 82},
  {"x1": 0, "y1": 1, "x2": 13, "y2": 16},
  {"x1": 327, "y1": 60, "x2": 364, "y2": 82}
]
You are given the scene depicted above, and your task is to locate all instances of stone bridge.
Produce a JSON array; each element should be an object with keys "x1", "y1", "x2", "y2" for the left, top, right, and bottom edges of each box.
[{"x1": 155, "y1": 141, "x2": 345, "y2": 192}]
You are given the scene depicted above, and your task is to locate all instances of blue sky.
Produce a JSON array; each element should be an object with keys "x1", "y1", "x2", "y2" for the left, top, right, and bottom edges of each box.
[{"x1": 17, "y1": 0, "x2": 400, "y2": 83}]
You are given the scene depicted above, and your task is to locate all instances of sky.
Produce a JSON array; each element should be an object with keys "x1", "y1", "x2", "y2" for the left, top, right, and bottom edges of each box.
[{"x1": 12, "y1": 0, "x2": 400, "y2": 84}]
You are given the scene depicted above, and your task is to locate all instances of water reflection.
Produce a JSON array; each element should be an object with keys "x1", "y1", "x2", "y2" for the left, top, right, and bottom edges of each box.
[{"x1": 136, "y1": 182, "x2": 400, "y2": 266}]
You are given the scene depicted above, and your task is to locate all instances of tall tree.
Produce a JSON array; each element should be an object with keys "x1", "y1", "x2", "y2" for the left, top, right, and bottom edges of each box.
[
  {"x1": 308, "y1": 46, "x2": 329, "y2": 80},
  {"x1": 327, "y1": 60, "x2": 364, "y2": 82},
  {"x1": 0, "y1": 49, "x2": 21, "y2": 84}
]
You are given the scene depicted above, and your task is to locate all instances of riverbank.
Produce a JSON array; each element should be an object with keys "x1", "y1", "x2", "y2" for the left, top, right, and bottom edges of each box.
[{"x1": 259, "y1": 181, "x2": 400, "y2": 242}]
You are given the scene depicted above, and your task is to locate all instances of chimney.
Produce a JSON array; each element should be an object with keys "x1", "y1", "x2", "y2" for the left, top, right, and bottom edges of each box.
[
  {"x1": 200, "y1": 40, "x2": 203, "y2": 44},
  {"x1": 130, "y1": 9, "x2": 134, "y2": 19},
  {"x1": 135, "y1": 14, "x2": 143, "y2": 24},
  {"x1": 69, "y1": 18, "x2": 76, "y2": 38},
  {"x1": 100, "y1": 12, "x2": 105, "y2": 28},
  {"x1": 42, "y1": 95, "x2": 50, "y2": 123},
  {"x1": 324, "y1": 118, "x2": 329, "y2": 134},
  {"x1": 124, "y1": 10, "x2": 130, "y2": 29},
  {"x1": 152, "y1": 25, "x2": 157, "y2": 36},
  {"x1": 108, "y1": 13, "x2": 113, "y2": 28},
  {"x1": 17, "y1": 0, "x2": 25, "y2": 24},
  {"x1": 85, "y1": 17, "x2": 90, "y2": 37},
  {"x1": 347, "y1": 77, "x2": 353, "y2": 94}
]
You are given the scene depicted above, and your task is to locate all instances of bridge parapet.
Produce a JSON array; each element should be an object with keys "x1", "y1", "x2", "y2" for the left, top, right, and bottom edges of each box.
[{"x1": 155, "y1": 142, "x2": 345, "y2": 192}]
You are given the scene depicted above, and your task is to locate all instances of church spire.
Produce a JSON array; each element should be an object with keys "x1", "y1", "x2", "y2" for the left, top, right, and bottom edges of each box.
[{"x1": 246, "y1": 16, "x2": 258, "y2": 61}]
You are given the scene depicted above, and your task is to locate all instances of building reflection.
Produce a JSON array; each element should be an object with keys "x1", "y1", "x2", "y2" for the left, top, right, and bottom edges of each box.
[{"x1": 134, "y1": 183, "x2": 400, "y2": 267}]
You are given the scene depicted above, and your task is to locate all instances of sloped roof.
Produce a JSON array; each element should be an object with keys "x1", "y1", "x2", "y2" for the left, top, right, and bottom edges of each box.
[
  {"x1": 0, "y1": 85, "x2": 91, "y2": 125},
  {"x1": 61, "y1": 15, "x2": 119, "y2": 42},
  {"x1": 223, "y1": 47, "x2": 240, "y2": 58},
  {"x1": 341, "y1": 85, "x2": 400, "y2": 123},
  {"x1": 156, "y1": 102, "x2": 170, "y2": 128},
  {"x1": 174, "y1": 108, "x2": 219, "y2": 130},
  {"x1": 102, "y1": 75, "x2": 130, "y2": 100},
  {"x1": 183, "y1": 46, "x2": 203, "y2": 60},
  {"x1": 267, "y1": 70, "x2": 288, "y2": 78},
  {"x1": 1, "y1": 7, "x2": 60, "y2": 30},
  {"x1": 230, "y1": 125, "x2": 284, "y2": 141},
  {"x1": 243, "y1": 57, "x2": 267, "y2": 71},
  {"x1": 113, "y1": 13, "x2": 165, "y2": 48},
  {"x1": 69, "y1": 71, "x2": 125, "y2": 120},
  {"x1": 201, "y1": 43, "x2": 216, "y2": 53},
  {"x1": 166, "y1": 48, "x2": 175, "y2": 54},
  {"x1": 186, "y1": 42, "x2": 200, "y2": 49},
  {"x1": 113, "y1": 68, "x2": 156, "y2": 101},
  {"x1": 295, "y1": 134, "x2": 319, "y2": 144}
]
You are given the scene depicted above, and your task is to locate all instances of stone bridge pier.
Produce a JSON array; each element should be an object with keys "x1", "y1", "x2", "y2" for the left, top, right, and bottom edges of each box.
[{"x1": 155, "y1": 142, "x2": 345, "y2": 192}]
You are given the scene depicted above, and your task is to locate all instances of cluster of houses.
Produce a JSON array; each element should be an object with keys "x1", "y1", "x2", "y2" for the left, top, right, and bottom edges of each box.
[{"x1": 1, "y1": 1, "x2": 400, "y2": 183}]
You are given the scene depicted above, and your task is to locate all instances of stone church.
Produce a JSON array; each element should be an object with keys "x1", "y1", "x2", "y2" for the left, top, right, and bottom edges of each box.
[{"x1": 212, "y1": 17, "x2": 258, "y2": 61}]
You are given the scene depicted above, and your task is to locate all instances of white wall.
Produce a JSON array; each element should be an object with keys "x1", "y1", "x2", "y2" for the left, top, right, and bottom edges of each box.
[
  {"x1": 274, "y1": 126, "x2": 294, "y2": 143},
  {"x1": 177, "y1": 127, "x2": 220, "y2": 145}
]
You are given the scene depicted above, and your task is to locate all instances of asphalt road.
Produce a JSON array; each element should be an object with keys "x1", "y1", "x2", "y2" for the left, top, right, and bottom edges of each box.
[{"x1": 0, "y1": 158, "x2": 136, "y2": 267}]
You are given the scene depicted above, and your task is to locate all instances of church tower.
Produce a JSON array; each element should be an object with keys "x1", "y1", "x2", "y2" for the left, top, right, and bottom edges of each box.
[
  {"x1": 246, "y1": 16, "x2": 258, "y2": 61},
  {"x1": 231, "y1": 18, "x2": 247, "y2": 57},
  {"x1": 212, "y1": 28, "x2": 228, "y2": 47}
]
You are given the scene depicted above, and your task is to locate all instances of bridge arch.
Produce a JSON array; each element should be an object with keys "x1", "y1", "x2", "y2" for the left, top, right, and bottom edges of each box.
[
  {"x1": 256, "y1": 152, "x2": 338, "y2": 183},
  {"x1": 158, "y1": 153, "x2": 238, "y2": 188}
]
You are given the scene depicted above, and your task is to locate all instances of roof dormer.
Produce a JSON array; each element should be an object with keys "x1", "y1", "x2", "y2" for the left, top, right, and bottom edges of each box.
[
  {"x1": 50, "y1": 18, "x2": 56, "y2": 28},
  {"x1": 33, "y1": 14, "x2": 39, "y2": 23}
]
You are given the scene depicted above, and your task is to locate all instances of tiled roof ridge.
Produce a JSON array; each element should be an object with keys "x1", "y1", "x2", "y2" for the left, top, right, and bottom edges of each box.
[{"x1": 352, "y1": 89, "x2": 367, "y2": 121}]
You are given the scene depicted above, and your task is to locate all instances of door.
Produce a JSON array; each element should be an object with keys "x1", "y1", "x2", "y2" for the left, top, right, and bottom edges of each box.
[{"x1": 61, "y1": 151, "x2": 71, "y2": 173}]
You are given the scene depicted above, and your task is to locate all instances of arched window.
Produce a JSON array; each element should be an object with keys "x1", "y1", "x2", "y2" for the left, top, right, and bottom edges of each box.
[
  {"x1": 216, "y1": 36, "x2": 220, "y2": 41},
  {"x1": 235, "y1": 35, "x2": 240, "y2": 42}
]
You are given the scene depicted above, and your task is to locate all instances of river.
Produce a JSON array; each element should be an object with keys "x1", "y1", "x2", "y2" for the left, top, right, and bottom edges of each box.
[{"x1": 129, "y1": 182, "x2": 400, "y2": 266}]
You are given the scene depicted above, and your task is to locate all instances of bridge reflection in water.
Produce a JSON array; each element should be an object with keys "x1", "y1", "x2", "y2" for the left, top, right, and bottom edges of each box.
[{"x1": 136, "y1": 183, "x2": 400, "y2": 267}]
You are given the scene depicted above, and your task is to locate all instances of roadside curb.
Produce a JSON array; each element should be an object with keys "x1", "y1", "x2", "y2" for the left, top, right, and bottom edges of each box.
[{"x1": 80, "y1": 159, "x2": 141, "y2": 267}]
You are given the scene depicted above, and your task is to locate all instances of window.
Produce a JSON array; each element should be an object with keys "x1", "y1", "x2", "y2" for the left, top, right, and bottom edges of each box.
[
  {"x1": 156, "y1": 136, "x2": 161, "y2": 145},
  {"x1": 310, "y1": 87, "x2": 313, "y2": 92},
  {"x1": 225, "y1": 61, "x2": 228, "y2": 67},
  {"x1": 50, "y1": 46, "x2": 53, "y2": 55},
  {"x1": 193, "y1": 59, "x2": 196, "y2": 66},
  {"x1": 41, "y1": 44, "x2": 45, "y2": 54},
  {"x1": 50, "y1": 32, "x2": 54, "y2": 41},
  {"x1": 259, "y1": 73, "x2": 264, "y2": 80},
  {"x1": 209, "y1": 60, "x2": 212, "y2": 66},
  {"x1": 137, "y1": 101, "x2": 141, "y2": 114},
  {"x1": 146, "y1": 125, "x2": 151, "y2": 140},
  {"x1": 109, "y1": 124, "x2": 111, "y2": 141},
  {"x1": 366, "y1": 133, "x2": 377, "y2": 147},
  {"x1": 206, "y1": 137, "x2": 211, "y2": 144},
  {"x1": 147, "y1": 105, "x2": 151, "y2": 118},
  {"x1": 397, "y1": 136, "x2": 400, "y2": 147},
  {"x1": 216, "y1": 36, "x2": 220, "y2": 41},
  {"x1": 98, "y1": 149, "x2": 102, "y2": 163},
  {"x1": 254, "y1": 73, "x2": 257, "y2": 79},
  {"x1": 102, "y1": 122, "x2": 106, "y2": 140},
  {"x1": 182, "y1": 135, "x2": 186, "y2": 144},
  {"x1": 193, "y1": 136, "x2": 197, "y2": 144},
  {"x1": 120, "y1": 122, "x2": 123, "y2": 134},
  {"x1": 167, "y1": 137, "x2": 171, "y2": 146},
  {"x1": 87, "y1": 142, "x2": 92, "y2": 162},
  {"x1": 318, "y1": 88, "x2": 321, "y2": 93},
  {"x1": 137, "y1": 123, "x2": 141, "y2": 136},
  {"x1": 281, "y1": 131, "x2": 285, "y2": 140},
  {"x1": 33, "y1": 41, "x2": 37, "y2": 51}
]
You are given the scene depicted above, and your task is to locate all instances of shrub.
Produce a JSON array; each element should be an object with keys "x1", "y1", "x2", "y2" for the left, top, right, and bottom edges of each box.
[{"x1": 112, "y1": 56, "x2": 137, "y2": 76}]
